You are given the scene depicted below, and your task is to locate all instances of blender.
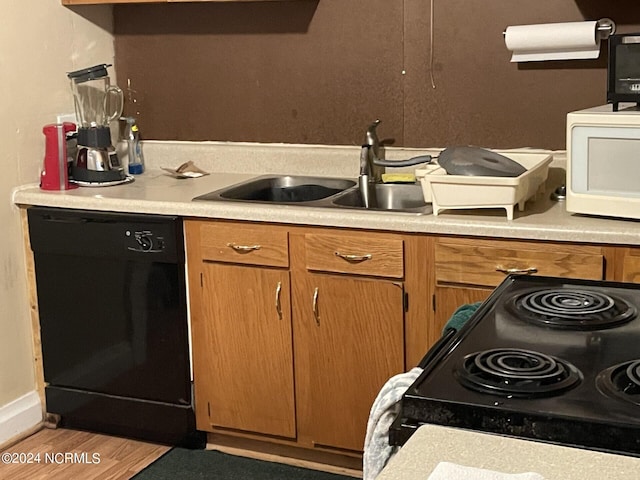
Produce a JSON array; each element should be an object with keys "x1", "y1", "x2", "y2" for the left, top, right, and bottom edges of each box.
[{"x1": 67, "y1": 64, "x2": 126, "y2": 185}]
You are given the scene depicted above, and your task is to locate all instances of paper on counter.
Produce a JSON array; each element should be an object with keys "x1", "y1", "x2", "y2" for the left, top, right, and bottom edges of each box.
[
  {"x1": 428, "y1": 461, "x2": 546, "y2": 480},
  {"x1": 161, "y1": 161, "x2": 210, "y2": 179}
]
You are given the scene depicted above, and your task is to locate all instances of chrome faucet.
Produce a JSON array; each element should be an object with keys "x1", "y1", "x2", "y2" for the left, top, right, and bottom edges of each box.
[
  {"x1": 362, "y1": 120, "x2": 385, "y2": 183},
  {"x1": 359, "y1": 119, "x2": 433, "y2": 208},
  {"x1": 358, "y1": 145, "x2": 376, "y2": 209}
]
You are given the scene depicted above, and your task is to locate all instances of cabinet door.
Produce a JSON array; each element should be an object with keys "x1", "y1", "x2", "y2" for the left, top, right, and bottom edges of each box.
[
  {"x1": 432, "y1": 286, "x2": 491, "y2": 345},
  {"x1": 615, "y1": 248, "x2": 640, "y2": 283},
  {"x1": 195, "y1": 262, "x2": 295, "y2": 438},
  {"x1": 293, "y1": 273, "x2": 405, "y2": 453}
]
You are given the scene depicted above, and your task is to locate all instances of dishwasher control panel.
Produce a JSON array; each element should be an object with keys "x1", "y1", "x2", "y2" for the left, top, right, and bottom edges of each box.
[
  {"x1": 126, "y1": 229, "x2": 166, "y2": 253},
  {"x1": 28, "y1": 207, "x2": 183, "y2": 263}
]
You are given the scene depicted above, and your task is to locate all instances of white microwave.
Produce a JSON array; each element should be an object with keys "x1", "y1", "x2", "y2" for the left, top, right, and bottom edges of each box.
[{"x1": 567, "y1": 104, "x2": 640, "y2": 220}]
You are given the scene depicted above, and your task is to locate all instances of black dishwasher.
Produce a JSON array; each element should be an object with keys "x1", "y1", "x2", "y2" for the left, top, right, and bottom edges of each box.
[{"x1": 28, "y1": 207, "x2": 203, "y2": 447}]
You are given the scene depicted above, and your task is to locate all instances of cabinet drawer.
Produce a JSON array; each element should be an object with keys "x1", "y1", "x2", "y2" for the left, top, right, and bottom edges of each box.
[
  {"x1": 305, "y1": 233, "x2": 404, "y2": 278},
  {"x1": 435, "y1": 238, "x2": 604, "y2": 287},
  {"x1": 198, "y1": 222, "x2": 289, "y2": 267}
]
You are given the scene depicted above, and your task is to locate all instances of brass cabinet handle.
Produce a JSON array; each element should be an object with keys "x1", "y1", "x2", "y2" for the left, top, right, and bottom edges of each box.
[
  {"x1": 227, "y1": 243, "x2": 261, "y2": 253},
  {"x1": 334, "y1": 251, "x2": 372, "y2": 263},
  {"x1": 312, "y1": 287, "x2": 320, "y2": 326},
  {"x1": 275, "y1": 282, "x2": 283, "y2": 320},
  {"x1": 496, "y1": 266, "x2": 538, "y2": 275}
]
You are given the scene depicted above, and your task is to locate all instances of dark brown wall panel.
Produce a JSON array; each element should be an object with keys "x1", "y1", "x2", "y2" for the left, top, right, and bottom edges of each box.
[
  {"x1": 403, "y1": 0, "x2": 640, "y2": 149},
  {"x1": 114, "y1": 0, "x2": 640, "y2": 150},
  {"x1": 114, "y1": 1, "x2": 404, "y2": 146}
]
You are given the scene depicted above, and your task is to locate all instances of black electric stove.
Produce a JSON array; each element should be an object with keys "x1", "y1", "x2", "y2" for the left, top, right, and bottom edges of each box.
[{"x1": 391, "y1": 275, "x2": 640, "y2": 456}]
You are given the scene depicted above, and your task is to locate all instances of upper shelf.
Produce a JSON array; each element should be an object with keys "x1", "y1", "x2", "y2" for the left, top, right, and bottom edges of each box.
[{"x1": 62, "y1": 0, "x2": 298, "y2": 4}]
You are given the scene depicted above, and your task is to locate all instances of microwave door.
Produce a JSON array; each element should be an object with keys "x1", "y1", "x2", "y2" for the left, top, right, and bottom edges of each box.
[{"x1": 570, "y1": 126, "x2": 640, "y2": 197}]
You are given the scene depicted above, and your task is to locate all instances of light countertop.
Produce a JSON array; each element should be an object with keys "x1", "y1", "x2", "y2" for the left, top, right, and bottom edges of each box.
[
  {"x1": 12, "y1": 141, "x2": 640, "y2": 245},
  {"x1": 377, "y1": 424, "x2": 640, "y2": 480}
]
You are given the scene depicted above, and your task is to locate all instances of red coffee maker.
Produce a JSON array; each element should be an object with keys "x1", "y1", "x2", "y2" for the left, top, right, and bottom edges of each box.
[{"x1": 40, "y1": 122, "x2": 78, "y2": 191}]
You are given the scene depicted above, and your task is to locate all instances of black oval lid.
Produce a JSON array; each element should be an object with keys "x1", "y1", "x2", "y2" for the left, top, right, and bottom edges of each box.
[{"x1": 67, "y1": 64, "x2": 112, "y2": 82}]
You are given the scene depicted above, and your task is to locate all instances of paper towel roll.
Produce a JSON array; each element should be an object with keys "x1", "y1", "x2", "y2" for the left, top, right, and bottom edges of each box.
[{"x1": 505, "y1": 21, "x2": 601, "y2": 62}]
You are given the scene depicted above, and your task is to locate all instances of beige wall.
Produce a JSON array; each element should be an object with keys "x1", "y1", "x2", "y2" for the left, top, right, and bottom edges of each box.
[{"x1": 1, "y1": 2, "x2": 114, "y2": 413}]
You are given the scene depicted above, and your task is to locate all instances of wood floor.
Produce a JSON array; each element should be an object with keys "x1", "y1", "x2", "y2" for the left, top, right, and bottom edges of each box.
[{"x1": 0, "y1": 427, "x2": 169, "y2": 480}]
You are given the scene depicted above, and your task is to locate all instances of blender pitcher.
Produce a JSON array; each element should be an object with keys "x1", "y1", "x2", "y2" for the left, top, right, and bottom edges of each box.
[
  {"x1": 67, "y1": 64, "x2": 126, "y2": 184},
  {"x1": 68, "y1": 64, "x2": 123, "y2": 128}
]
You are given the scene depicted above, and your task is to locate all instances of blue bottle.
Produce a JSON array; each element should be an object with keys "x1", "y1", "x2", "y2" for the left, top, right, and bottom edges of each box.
[{"x1": 125, "y1": 118, "x2": 145, "y2": 175}]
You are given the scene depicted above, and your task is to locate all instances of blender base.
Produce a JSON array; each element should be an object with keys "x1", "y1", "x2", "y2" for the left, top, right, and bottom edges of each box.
[{"x1": 70, "y1": 175, "x2": 135, "y2": 187}]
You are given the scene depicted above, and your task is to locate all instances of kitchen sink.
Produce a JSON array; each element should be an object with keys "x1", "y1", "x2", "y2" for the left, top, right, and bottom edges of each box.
[
  {"x1": 194, "y1": 174, "x2": 431, "y2": 214},
  {"x1": 194, "y1": 175, "x2": 356, "y2": 204},
  {"x1": 331, "y1": 183, "x2": 432, "y2": 214}
]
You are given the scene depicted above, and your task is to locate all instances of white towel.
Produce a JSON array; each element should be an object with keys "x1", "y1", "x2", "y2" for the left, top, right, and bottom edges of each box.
[
  {"x1": 428, "y1": 462, "x2": 546, "y2": 480},
  {"x1": 363, "y1": 366, "x2": 423, "y2": 480}
]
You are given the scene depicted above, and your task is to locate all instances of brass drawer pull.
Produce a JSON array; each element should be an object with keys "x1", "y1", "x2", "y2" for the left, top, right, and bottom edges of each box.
[
  {"x1": 227, "y1": 243, "x2": 261, "y2": 253},
  {"x1": 312, "y1": 287, "x2": 320, "y2": 326},
  {"x1": 334, "y1": 251, "x2": 372, "y2": 263},
  {"x1": 496, "y1": 266, "x2": 538, "y2": 275},
  {"x1": 275, "y1": 281, "x2": 283, "y2": 320}
]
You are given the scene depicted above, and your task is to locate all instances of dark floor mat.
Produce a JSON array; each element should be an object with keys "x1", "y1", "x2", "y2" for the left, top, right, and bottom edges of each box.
[{"x1": 132, "y1": 448, "x2": 357, "y2": 480}]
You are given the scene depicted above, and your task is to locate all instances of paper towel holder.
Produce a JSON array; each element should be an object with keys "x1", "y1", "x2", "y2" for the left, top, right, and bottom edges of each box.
[
  {"x1": 596, "y1": 18, "x2": 616, "y2": 40},
  {"x1": 502, "y1": 18, "x2": 616, "y2": 39}
]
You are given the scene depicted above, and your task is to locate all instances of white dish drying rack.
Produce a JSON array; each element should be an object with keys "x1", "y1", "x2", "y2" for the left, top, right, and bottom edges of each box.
[{"x1": 415, "y1": 151, "x2": 553, "y2": 220}]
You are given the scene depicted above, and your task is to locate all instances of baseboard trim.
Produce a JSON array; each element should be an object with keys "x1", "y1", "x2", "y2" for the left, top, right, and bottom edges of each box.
[
  {"x1": 206, "y1": 432, "x2": 363, "y2": 477},
  {"x1": 0, "y1": 391, "x2": 43, "y2": 448},
  {"x1": 209, "y1": 443, "x2": 363, "y2": 478}
]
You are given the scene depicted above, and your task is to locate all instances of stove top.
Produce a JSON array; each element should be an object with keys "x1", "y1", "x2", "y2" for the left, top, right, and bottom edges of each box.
[{"x1": 392, "y1": 275, "x2": 640, "y2": 456}]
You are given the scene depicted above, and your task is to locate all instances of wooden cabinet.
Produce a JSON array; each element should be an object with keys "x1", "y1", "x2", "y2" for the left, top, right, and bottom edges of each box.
[
  {"x1": 430, "y1": 236, "x2": 606, "y2": 346},
  {"x1": 293, "y1": 274, "x2": 404, "y2": 452},
  {"x1": 186, "y1": 221, "x2": 295, "y2": 438},
  {"x1": 612, "y1": 247, "x2": 640, "y2": 283},
  {"x1": 183, "y1": 215, "x2": 640, "y2": 463},
  {"x1": 185, "y1": 220, "x2": 425, "y2": 457},
  {"x1": 198, "y1": 263, "x2": 295, "y2": 437},
  {"x1": 303, "y1": 232, "x2": 405, "y2": 278},
  {"x1": 196, "y1": 221, "x2": 289, "y2": 267},
  {"x1": 292, "y1": 231, "x2": 405, "y2": 453}
]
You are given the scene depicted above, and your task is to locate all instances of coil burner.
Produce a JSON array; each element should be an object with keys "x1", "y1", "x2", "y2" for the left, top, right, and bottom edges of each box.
[
  {"x1": 392, "y1": 276, "x2": 640, "y2": 455},
  {"x1": 597, "y1": 360, "x2": 640, "y2": 406},
  {"x1": 506, "y1": 288, "x2": 636, "y2": 330},
  {"x1": 455, "y1": 348, "x2": 582, "y2": 398}
]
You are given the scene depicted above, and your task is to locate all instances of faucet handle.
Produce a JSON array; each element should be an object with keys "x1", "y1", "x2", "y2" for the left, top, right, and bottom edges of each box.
[
  {"x1": 373, "y1": 155, "x2": 434, "y2": 167},
  {"x1": 365, "y1": 119, "x2": 381, "y2": 157},
  {"x1": 367, "y1": 119, "x2": 381, "y2": 133}
]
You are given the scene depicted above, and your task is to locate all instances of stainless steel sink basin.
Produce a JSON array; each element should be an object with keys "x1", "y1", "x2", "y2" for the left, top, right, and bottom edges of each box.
[
  {"x1": 331, "y1": 183, "x2": 432, "y2": 214},
  {"x1": 194, "y1": 175, "x2": 357, "y2": 204},
  {"x1": 193, "y1": 174, "x2": 431, "y2": 214}
]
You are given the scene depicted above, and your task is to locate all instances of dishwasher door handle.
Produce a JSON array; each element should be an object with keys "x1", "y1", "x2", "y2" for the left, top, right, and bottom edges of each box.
[{"x1": 41, "y1": 214, "x2": 89, "y2": 224}]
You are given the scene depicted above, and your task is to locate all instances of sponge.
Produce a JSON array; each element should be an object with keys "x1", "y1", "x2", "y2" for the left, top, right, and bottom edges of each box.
[{"x1": 381, "y1": 173, "x2": 416, "y2": 183}]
